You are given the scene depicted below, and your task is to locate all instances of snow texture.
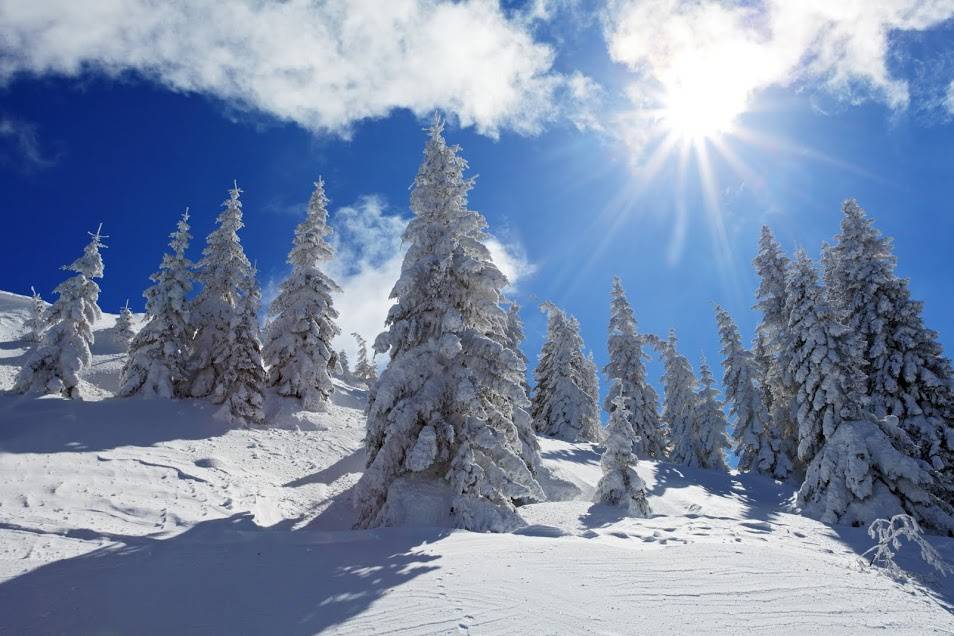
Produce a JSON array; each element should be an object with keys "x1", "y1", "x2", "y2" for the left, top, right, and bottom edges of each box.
[
  {"x1": 13, "y1": 225, "x2": 105, "y2": 399},
  {"x1": 604, "y1": 277, "x2": 667, "y2": 458},
  {"x1": 353, "y1": 118, "x2": 544, "y2": 532},
  {"x1": 119, "y1": 209, "x2": 194, "y2": 398},
  {"x1": 263, "y1": 178, "x2": 341, "y2": 411}
]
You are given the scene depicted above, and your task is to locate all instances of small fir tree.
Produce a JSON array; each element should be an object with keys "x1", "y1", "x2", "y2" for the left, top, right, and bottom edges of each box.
[
  {"x1": 692, "y1": 358, "x2": 730, "y2": 470},
  {"x1": 215, "y1": 269, "x2": 266, "y2": 427},
  {"x1": 595, "y1": 395, "x2": 652, "y2": 518},
  {"x1": 14, "y1": 226, "x2": 106, "y2": 399},
  {"x1": 114, "y1": 300, "x2": 135, "y2": 350},
  {"x1": 119, "y1": 209, "x2": 194, "y2": 398},
  {"x1": 26, "y1": 286, "x2": 47, "y2": 343},
  {"x1": 351, "y1": 332, "x2": 377, "y2": 387}
]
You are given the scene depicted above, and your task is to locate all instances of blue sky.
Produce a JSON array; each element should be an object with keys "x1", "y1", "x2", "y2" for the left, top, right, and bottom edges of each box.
[{"x1": 2, "y1": 0, "x2": 954, "y2": 404}]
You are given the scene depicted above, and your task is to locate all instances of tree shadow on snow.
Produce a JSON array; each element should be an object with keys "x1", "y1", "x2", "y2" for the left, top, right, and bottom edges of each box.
[
  {"x1": 540, "y1": 445, "x2": 601, "y2": 466},
  {"x1": 0, "y1": 394, "x2": 232, "y2": 454},
  {"x1": 284, "y1": 449, "x2": 366, "y2": 489},
  {"x1": 0, "y1": 512, "x2": 445, "y2": 634}
]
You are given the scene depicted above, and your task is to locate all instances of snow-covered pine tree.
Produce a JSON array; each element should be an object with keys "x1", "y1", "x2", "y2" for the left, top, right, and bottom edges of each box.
[
  {"x1": 604, "y1": 277, "x2": 667, "y2": 458},
  {"x1": 14, "y1": 225, "x2": 106, "y2": 399},
  {"x1": 595, "y1": 395, "x2": 652, "y2": 517},
  {"x1": 504, "y1": 302, "x2": 530, "y2": 395},
  {"x1": 785, "y1": 250, "x2": 954, "y2": 534},
  {"x1": 336, "y1": 349, "x2": 352, "y2": 379},
  {"x1": 119, "y1": 209, "x2": 194, "y2": 398},
  {"x1": 752, "y1": 225, "x2": 797, "y2": 478},
  {"x1": 531, "y1": 303, "x2": 601, "y2": 442},
  {"x1": 715, "y1": 305, "x2": 775, "y2": 474},
  {"x1": 26, "y1": 286, "x2": 47, "y2": 343},
  {"x1": 352, "y1": 118, "x2": 544, "y2": 532},
  {"x1": 263, "y1": 177, "x2": 341, "y2": 411},
  {"x1": 114, "y1": 300, "x2": 135, "y2": 350},
  {"x1": 692, "y1": 357, "x2": 730, "y2": 470},
  {"x1": 215, "y1": 269, "x2": 266, "y2": 427},
  {"x1": 351, "y1": 332, "x2": 377, "y2": 387},
  {"x1": 189, "y1": 183, "x2": 255, "y2": 402},
  {"x1": 661, "y1": 331, "x2": 700, "y2": 466},
  {"x1": 823, "y1": 199, "x2": 954, "y2": 498}
]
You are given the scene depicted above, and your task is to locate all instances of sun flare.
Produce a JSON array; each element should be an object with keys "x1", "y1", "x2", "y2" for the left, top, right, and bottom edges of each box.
[{"x1": 660, "y1": 70, "x2": 748, "y2": 141}]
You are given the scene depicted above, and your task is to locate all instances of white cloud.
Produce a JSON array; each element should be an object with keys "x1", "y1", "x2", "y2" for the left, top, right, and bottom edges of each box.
[
  {"x1": 947, "y1": 81, "x2": 954, "y2": 114},
  {"x1": 604, "y1": 0, "x2": 954, "y2": 136},
  {"x1": 315, "y1": 195, "x2": 533, "y2": 366},
  {"x1": 0, "y1": 116, "x2": 57, "y2": 170},
  {"x1": 0, "y1": 0, "x2": 573, "y2": 137}
]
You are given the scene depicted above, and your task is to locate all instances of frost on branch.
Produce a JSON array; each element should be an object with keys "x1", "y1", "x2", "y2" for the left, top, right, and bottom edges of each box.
[
  {"x1": 604, "y1": 277, "x2": 666, "y2": 458},
  {"x1": 263, "y1": 177, "x2": 341, "y2": 411},
  {"x1": 595, "y1": 395, "x2": 652, "y2": 518},
  {"x1": 531, "y1": 303, "x2": 600, "y2": 443},
  {"x1": 120, "y1": 209, "x2": 194, "y2": 398},
  {"x1": 14, "y1": 225, "x2": 105, "y2": 399},
  {"x1": 864, "y1": 514, "x2": 952, "y2": 578},
  {"x1": 352, "y1": 118, "x2": 543, "y2": 532}
]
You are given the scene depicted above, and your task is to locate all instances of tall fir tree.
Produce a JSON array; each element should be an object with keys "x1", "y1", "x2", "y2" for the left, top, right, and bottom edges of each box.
[
  {"x1": 823, "y1": 199, "x2": 954, "y2": 498},
  {"x1": 114, "y1": 300, "x2": 135, "y2": 351},
  {"x1": 352, "y1": 118, "x2": 543, "y2": 532},
  {"x1": 504, "y1": 302, "x2": 530, "y2": 395},
  {"x1": 595, "y1": 395, "x2": 652, "y2": 517},
  {"x1": 752, "y1": 226, "x2": 797, "y2": 478},
  {"x1": 531, "y1": 303, "x2": 601, "y2": 443},
  {"x1": 784, "y1": 250, "x2": 954, "y2": 534},
  {"x1": 604, "y1": 277, "x2": 667, "y2": 458},
  {"x1": 14, "y1": 226, "x2": 105, "y2": 399},
  {"x1": 26, "y1": 286, "x2": 47, "y2": 343},
  {"x1": 715, "y1": 305, "x2": 775, "y2": 474},
  {"x1": 120, "y1": 209, "x2": 194, "y2": 398},
  {"x1": 189, "y1": 183, "x2": 255, "y2": 402},
  {"x1": 661, "y1": 331, "x2": 699, "y2": 466},
  {"x1": 263, "y1": 177, "x2": 341, "y2": 410},
  {"x1": 692, "y1": 358, "x2": 730, "y2": 470}
]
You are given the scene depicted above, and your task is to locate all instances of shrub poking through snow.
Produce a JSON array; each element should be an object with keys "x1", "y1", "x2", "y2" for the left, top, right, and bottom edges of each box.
[
  {"x1": 864, "y1": 514, "x2": 951, "y2": 578},
  {"x1": 595, "y1": 395, "x2": 652, "y2": 518},
  {"x1": 14, "y1": 225, "x2": 105, "y2": 399},
  {"x1": 352, "y1": 117, "x2": 543, "y2": 532}
]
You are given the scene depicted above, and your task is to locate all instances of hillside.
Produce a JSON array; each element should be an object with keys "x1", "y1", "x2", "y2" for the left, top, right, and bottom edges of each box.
[{"x1": 0, "y1": 290, "x2": 952, "y2": 634}]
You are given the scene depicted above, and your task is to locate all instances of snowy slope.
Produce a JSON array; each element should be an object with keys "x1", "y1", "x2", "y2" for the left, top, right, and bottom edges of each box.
[{"x1": 0, "y1": 290, "x2": 952, "y2": 634}]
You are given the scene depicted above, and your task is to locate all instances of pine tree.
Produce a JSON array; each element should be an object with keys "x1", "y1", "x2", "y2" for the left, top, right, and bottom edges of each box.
[
  {"x1": 531, "y1": 303, "x2": 601, "y2": 442},
  {"x1": 351, "y1": 332, "x2": 377, "y2": 387},
  {"x1": 715, "y1": 305, "x2": 774, "y2": 474},
  {"x1": 189, "y1": 183, "x2": 255, "y2": 402},
  {"x1": 661, "y1": 331, "x2": 699, "y2": 466},
  {"x1": 215, "y1": 269, "x2": 266, "y2": 427},
  {"x1": 752, "y1": 226, "x2": 797, "y2": 478},
  {"x1": 692, "y1": 358, "x2": 730, "y2": 470},
  {"x1": 26, "y1": 286, "x2": 47, "y2": 343},
  {"x1": 352, "y1": 118, "x2": 543, "y2": 532},
  {"x1": 114, "y1": 300, "x2": 135, "y2": 350},
  {"x1": 14, "y1": 225, "x2": 106, "y2": 399},
  {"x1": 120, "y1": 209, "x2": 194, "y2": 398},
  {"x1": 336, "y1": 349, "x2": 352, "y2": 379},
  {"x1": 595, "y1": 395, "x2": 652, "y2": 517},
  {"x1": 823, "y1": 199, "x2": 954, "y2": 497},
  {"x1": 504, "y1": 302, "x2": 530, "y2": 395},
  {"x1": 604, "y1": 277, "x2": 667, "y2": 458},
  {"x1": 263, "y1": 178, "x2": 341, "y2": 410},
  {"x1": 784, "y1": 250, "x2": 954, "y2": 534}
]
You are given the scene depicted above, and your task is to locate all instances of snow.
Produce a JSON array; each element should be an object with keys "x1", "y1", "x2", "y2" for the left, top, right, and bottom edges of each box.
[{"x1": 1, "y1": 290, "x2": 953, "y2": 633}]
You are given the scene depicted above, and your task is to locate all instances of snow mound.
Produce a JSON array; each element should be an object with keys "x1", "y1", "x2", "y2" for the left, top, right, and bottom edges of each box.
[{"x1": 1, "y1": 292, "x2": 953, "y2": 633}]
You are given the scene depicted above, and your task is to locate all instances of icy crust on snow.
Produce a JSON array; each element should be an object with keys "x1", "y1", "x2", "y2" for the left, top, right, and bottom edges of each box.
[{"x1": 1, "y1": 291, "x2": 954, "y2": 633}]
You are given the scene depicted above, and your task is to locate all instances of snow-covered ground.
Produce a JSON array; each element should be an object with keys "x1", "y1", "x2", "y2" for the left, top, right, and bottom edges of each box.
[{"x1": 0, "y1": 290, "x2": 952, "y2": 634}]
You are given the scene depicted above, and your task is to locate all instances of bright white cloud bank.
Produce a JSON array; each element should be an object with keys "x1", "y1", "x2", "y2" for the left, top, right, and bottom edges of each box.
[
  {"x1": 0, "y1": 0, "x2": 570, "y2": 136},
  {"x1": 317, "y1": 196, "x2": 533, "y2": 365},
  {"x1": 605, "y1": 0, "x2": 954, "y2": 120}
]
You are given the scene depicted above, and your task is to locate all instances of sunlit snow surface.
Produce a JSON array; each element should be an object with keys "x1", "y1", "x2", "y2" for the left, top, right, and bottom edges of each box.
[{"x1": 0, "y1": 290, "x2": 952, "y2": 633}]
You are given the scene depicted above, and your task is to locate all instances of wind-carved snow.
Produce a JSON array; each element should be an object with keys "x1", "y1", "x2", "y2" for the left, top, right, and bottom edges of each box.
[{"x1": 0, "y1": 290, "x2": 952, "y2": 633}]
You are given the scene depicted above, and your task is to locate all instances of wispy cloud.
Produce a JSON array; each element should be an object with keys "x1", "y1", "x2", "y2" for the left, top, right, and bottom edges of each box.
[
  {"x1": 0, "y1": 116, "x2": 58, "y2": 171},
  {"x1": 947, "y1": 81, "x2": 954, "y2": 114},
  {"x1": 0, "y1": 0, "x2": 588, "y2": 137}
]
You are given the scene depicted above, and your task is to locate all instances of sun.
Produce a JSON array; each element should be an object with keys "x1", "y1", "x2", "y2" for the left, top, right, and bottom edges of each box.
[{"x1": 659, "y1": 68, "x2": 748, "y2": 141}]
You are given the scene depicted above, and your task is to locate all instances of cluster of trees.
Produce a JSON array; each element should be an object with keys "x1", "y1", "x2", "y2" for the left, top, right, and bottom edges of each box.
[{"x1": 13, "y1": 117, "x2": 953, "y2": 536}]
